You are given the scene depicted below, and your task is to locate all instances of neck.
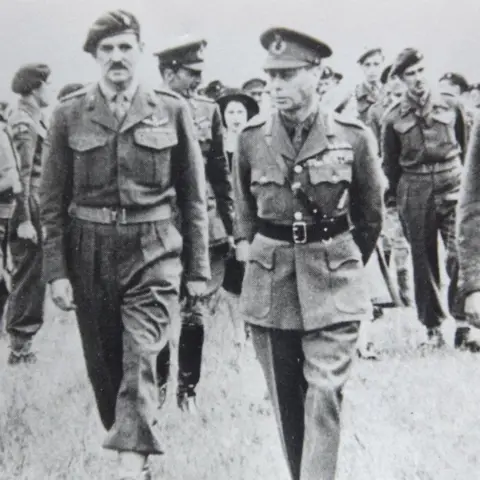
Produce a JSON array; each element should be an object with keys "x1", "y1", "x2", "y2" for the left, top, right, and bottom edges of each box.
[
  {"x1": 225, "y1": 129, "x2": 239, "y2": 151},
  {"x1": 23, "y1": 94, "x2": 41, "y2": 109},
  {"x1": 104, "y1": 77, "x2": 134, "y2": 93},
  {"x1": 281, "y1": 96, "x2": 318, "y2": 123}
]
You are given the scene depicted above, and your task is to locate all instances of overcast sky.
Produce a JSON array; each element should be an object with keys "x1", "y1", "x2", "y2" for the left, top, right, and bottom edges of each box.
[{"x1": 1, "y1": 0, "x2": 479, "y2": 101}]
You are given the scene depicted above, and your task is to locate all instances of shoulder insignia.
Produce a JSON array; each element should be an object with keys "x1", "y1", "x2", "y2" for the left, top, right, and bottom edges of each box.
[
  {"x1": 11, "y1": 122, "x2": 30, "y2": 135},
  {"x1": 332, "y1": 112, "x2": 365, "y2": 129},
  {"x1": 59, "y1": 84, "x2": 91, "y2": 103},
  {"x1": 152, "y1": 86, "x2": 181, "y2": 100}
]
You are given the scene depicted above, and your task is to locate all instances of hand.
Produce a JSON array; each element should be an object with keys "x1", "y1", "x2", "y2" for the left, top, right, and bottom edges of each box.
[
  {"x1": 465, "y1": 291, "x2": 480, "y2": 329},
  {"x1": 50, "y1": 278, "x2": 76, "y2": 311},
  {"x1": 17, "y1": 221, "x2": 38, "y2": 244},
  {"x1": 185, "y1": 280, "x2": 207, "y2": 298},
  {"x1": 235, "y1": 240, "x2": 249, "y2": 262}
]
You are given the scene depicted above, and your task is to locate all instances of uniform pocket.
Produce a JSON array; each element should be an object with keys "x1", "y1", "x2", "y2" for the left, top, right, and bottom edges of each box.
[
  {"x1": 69, "y1": 135, "x2": 109, "y2": 187},
  {"x1": 251, "y1": 166, "x2": 285, "y2": 187},
  {"x1": 431, "y1": 110, "x2": 457, "y2": 144},
  {"x1": 240, "y1": 239, "x2": 275, "y2": 319},
  {"x1": 133, "y1": 128, "x2": 178, "y2": 185},
  {"x1": 308, "y1": 162, "x2": 353, "y2": 185},
  {"x1": 326, "y1": 236, "x2": 369, "y2": 314}
]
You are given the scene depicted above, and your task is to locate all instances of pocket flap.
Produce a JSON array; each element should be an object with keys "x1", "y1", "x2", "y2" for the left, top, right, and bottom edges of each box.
[
  {"x1": 326, "y1": 236, "x2": 362, "y2": 270},
  {"x1": 431, "y1": 110, "x2": 455, "y2": 125},
  {"x1": 248, "y1": 239, "x2": 276, "y2": 270},
  {"x1": 394, "y1": 118, "x2": 417, "y2": 134},
  {"x1": 251, "y1": 166, "x2": 285, "y2": 186},
  {"x1": 69, "y1": 135, "x2": 108, "y2": 152},
  {"x1": 134, "y1": 128, "x2": 178, "y2": 150}
]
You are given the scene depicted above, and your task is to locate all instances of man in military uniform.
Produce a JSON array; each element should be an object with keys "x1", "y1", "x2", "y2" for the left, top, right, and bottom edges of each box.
[
  {"x1": 40, "y1": 11, "x2": 209, "y2": 480},
  {"x1": 382, "y1": 48, "x2": 477, "y2": 349},
  {"x1": 234, "y1": 28, "x2": 383, "y2": 480},
  {"x1": 468, "y1": 83, "x2": 480, "y2": 110},
  {"x1": 366, "y1": 65, "x2": 412, "y2": 307},
  {"x1": 5, "y1": 63, "x2": 52, "y2": 364},
  {"x1": 154, "y1": 37, "x2": 234, "y2": 412},
  {"x1": 439, "y1": 72, "x2": 469, "y2": 99},
  {"x1": 203, "y1": 79, "x2": 225, "y2": 100},
  {"x1": 242, "y1": 77, "x2": 267, "y2": 105}
]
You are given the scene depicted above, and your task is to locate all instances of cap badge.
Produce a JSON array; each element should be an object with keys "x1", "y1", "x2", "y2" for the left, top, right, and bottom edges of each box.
[
  {"x1": 270, "y1": 34, "x2": 287, "y2": 56},
  {"x1": 121, "y1": 13, "x2": 131, "y2": 27}
]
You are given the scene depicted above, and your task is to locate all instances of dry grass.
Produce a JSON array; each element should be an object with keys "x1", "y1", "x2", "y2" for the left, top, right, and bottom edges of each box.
[{"x1": 1, "y1": 295, "x2": 480, "y2": 480}]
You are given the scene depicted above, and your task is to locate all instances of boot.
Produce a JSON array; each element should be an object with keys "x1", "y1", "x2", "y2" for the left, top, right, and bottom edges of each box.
[{"x1": 397, "y1": 269, "x2": 413, "y2": 307}]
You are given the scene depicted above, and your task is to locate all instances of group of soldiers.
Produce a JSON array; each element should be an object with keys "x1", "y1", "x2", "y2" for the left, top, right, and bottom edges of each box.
[{"x1": 2, "y1": 8, "x2": 480, "y2": 480}]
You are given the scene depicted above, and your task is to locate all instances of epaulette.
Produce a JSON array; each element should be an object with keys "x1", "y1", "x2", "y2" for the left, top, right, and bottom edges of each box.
[
  {"x1": 8, "y1": 109, "x2": 34, "y2": 129},
  {"x1": 59, "y1": 84, "x2": 90, "y2": 103},
  {"x1": 192, "y1": 94, "x2": 215, "y2": 104},
  {"x1": 152, "y1": 86, "x2": 181, "y2": 100},
  {"x1": 332, "y1": 111, "x2": 365, "y2": 129},
  {"x1": 242, "y1": 113, "x2": 266, "y2": 131}
]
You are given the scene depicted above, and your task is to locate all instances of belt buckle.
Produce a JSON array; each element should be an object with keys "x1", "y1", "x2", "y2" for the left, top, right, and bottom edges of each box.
[
  {"x1": 292, "y1": 221, "x2": 307, "y2": 244},
  {"x1": 105, "y1": 207, "x2": 127, "y2": 225}
]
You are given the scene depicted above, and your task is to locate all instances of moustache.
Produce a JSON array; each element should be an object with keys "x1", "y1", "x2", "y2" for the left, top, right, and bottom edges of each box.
[{"x1": 109, "y1": 63, "x2": 127, "y2": 71}]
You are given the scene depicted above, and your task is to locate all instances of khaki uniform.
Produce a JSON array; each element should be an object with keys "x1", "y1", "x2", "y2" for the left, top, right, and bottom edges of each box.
[
  {"x1": 5, "y1": 97, "x2": 46, "y2": 351},
  {"x1": 234, "y1": 108, "x2": 383, "y2": 479},
  {"x1": 383, "y1": 91, "x2": 466, "y2": 327},
  {"x1": 40, "y1": 84, "x2": 209, "y2": 453}
]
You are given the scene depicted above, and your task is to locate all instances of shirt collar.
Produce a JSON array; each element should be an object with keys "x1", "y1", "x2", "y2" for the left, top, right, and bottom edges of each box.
[
  {"x1": 280, "y1": 101, "x2": 319, "y2": 133},
  {"x1": 98, "y1": 78, "x2": 139, "y2": 103}
]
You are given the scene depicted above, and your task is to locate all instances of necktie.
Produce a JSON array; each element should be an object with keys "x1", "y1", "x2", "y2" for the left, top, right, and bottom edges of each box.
[
  {"x1": 112, "y1": 93, "x2": 128, "y2": 122},
  {"x1": 292, "y1": 124, "x2": 304, "y2": 153}
]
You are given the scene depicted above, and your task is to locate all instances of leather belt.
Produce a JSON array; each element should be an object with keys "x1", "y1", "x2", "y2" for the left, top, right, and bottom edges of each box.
[
  {"x1": 69, "y1": 204, "x2": 171, "y2": 225},
  {"x1": 402, "y1": 157, "x2": 461, "y2": 175},
  {"x1": 257, "y1": 215, "x2": 350, "y2": 244}
]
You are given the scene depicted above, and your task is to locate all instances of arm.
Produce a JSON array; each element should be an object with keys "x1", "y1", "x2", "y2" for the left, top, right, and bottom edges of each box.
[
  {"x1": 40, "y1": 104, "x2": 73, "y2": 283},
  {"x1": 8, "y1": 115, "x2": 37, "y2": 223},
  {"x1": 454, "y1": 103, "x2": 467, "y2": 160},
  {"x1": 232, "y1": 130, "x2": 257, "y2": 244},
  {"x1": 381, "y1": 116, "x2": 402, "y2": 199},
  {"x1": 350, "y1": 128, "x2": 384, "y2": 264},
  {"x1": 173, "y1": 101, "x2": 210, "y2": 282},
  {"x1": 205, "y1": 105, "x2": 234, "y2": 236},
  {"x1": 0, "y1": 128, "x2": 21, "y2": 193}
]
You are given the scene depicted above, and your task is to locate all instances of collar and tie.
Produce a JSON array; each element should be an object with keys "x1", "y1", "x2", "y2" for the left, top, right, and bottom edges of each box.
[{"x1": 280, "y1": 108, "x2": 319, "y2": 153}]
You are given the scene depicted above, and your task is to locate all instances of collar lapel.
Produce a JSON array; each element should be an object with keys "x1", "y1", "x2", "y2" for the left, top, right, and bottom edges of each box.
[
  {"x1": 86, "y1": 84, "x2": 118, "y2": 131},
  {"x1": 295, "y1": 110, "x2": 331, "y2": 164},
  {"x1": 270, "y1": 113, "x2": 296, "y2": 160},
  {"x1": 119, "y1": 85, "x2": 158, "y2": 133}
]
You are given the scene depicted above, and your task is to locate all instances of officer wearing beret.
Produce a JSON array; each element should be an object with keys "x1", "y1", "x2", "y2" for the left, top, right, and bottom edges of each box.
[
  {"x1": 382, "y1": 48, "x2": 478, "y2": 349},
  {"x1": 40, "y1": 10, "x2": 209, "y2": 479},
  {"x1": 233, "y1": 27, "x2": 383, "y2": 480},
  {"x1": 5, "y1": 63, "x2": 52, "y2": 365},
  {"x1": 154, "y1": 36, "x2": 234, "y2": 413}
]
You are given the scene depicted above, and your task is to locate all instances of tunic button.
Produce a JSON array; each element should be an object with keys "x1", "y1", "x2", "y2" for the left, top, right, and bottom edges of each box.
[
  {"x1": 294, "y1": 165, "x2": 303, "y2": 174},
  {"x1": 294, "y1": 212, "x2": 303, "y2": 221}
]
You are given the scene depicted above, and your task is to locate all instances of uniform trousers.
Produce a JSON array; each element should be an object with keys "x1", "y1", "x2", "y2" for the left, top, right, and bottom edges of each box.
[
  {"x1": 68, "y1": 218, "x2": 182, "y2": 453},
  {"x1": 250, "y1": 321, "x2": 359, "y2": 480}
]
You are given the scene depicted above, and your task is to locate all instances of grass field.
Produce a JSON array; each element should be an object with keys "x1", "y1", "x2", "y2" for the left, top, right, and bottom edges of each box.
[{"x1": 1, "y1": 293, "x2": 480, "y2": 480}]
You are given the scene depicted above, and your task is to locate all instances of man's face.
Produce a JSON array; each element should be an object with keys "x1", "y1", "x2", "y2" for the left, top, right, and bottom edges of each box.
[
  {"x1": 317, "y1": 77, "x2": 334, "y2": 97},
  {"x1": 95, "y1": 32, "x2": 143, "y2": 87},
  {"x1": 439, "y1": 79, "x2": 461, "y2": 98},
  {"x1": 244, "y1": 86, "x2": 264, "y2": 104},
  {"x1": 266, "y1": 66, "x2": 320, "y2": 113},
  {"x1": 401, "y1": 61, "x2": 428, "y2": 97},
  {"x1": 361, "y1": 53, "x2": 384, "y2": 83},
  {"x1": 168, "y1": 67, "x2": 202, "y2": 97},
  {"x1": 33, "y1": 78, "x2": 53, "y2": 108}
]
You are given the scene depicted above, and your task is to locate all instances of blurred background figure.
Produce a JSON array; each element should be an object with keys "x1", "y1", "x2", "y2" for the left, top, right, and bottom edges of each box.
[
  {"x1": 438, "y1": 72, "x2": 469, "y2": 99},
  {"x1": 468, "y1": 83, "x2": 480, "y2": 111},
  {"x1": 203, "y1": 79, "x2": 226, "y2": 100},
  {"x1": 56, "y1": 82, "x2": 84, "y2": 101},
  {"x1": 241, "y1": 77, "x2": 266, "y2": 106}
]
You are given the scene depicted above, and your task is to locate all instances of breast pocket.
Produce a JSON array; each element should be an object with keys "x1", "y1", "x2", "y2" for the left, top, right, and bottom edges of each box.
[
  {"x1": 394, "y1": 118, "x2": 421, "y2": 157},
  {"x1": 69, "y1": 135, "x2": 109, "y2": 188},
  {"x1": 308, "y1": 151, "x2": 354, "y2": 186},
  {"x1": 133, "y1": 128, "x2": 178, "y2": 186},
  {"x1": 431, "y1": 110, "x2": 457, "y2": 145}
]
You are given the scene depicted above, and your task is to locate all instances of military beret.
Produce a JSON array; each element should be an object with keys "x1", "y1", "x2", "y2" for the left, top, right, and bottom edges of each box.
[
  {"x1": 203, "y1": 80, "x2": 225, "y2": 100},
  {"x1": 154, "y1": 35, "x2": 207, "y2": 72},
  {"x1": 357, "y1": 47, "x2": 383, "y2": 65},
  {"x1": 83, "y1": 10, "x2": 140, "y2": 54},
  {"x1": 439, "y1": 72, "x2": 469, "y2": 93},
  {"x1": 380, "y1": 65, "x2": 393, "y2": 84},
  {"x1": 57, "y1": 82, "x2": 84, "y2": 100},
  {"x1": 11, "y1": 63, "x2": 51, "y2": 95},
  {"x1": 260, "y1": 27, "x2": 332, "y2": 70},
  {"x1": 333, "y1": 71, "x2": 343, "y2": 82},
  {"x1": 390, "y1": 48, "x2": 423, "y2": 77},
  {"x1": 216, "y1": 88, "x2": 260, "y2": 125},
  {"x1": 320, "y1": 66, "x2": 334, "y2": 80},
  {"x1": 242, "y1": 77, "x2": 267, "y2": 91}
]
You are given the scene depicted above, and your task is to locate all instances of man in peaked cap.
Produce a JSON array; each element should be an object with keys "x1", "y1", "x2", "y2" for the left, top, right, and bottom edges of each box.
[
  {"x1": 439, "y1": 72, "x2": 469, "y2": 99},
  {"x1": 40, "y1": 10, "x2": 209, "y2": 479},
  {"x1": 204, "y1": 79, "x2": 226, "y2": 100},
  {"x1": 382, "y1": 48, "x2": 480, "y2": 351},
  {"x1": 233, "y1": 27, "x2": 383, "y2": 480},
  {"x1": 154, "y1": 36, "x2": 233, "y2": 414},
  {"x1": 242, "y1": 77, "x2": 267, "y2": 105},
  {"x1": 5, "y1": 63, "x2": 52, "y2": 365}
]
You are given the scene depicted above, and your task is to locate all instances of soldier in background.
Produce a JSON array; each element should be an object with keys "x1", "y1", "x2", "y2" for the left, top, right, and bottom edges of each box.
[
  {"x1": 439, "y1": 72, "x2": 469, "y2": 99},
  {"x1": 241, "y1": 77, "x2": 267, "y2": 105},
  {"x1": 382, "y1": 48, "x2": 479, "y2": 350},
  {"x1": 5, "y1": 63, "x2": 52, "y2": 365},
  {"x1": 155, "y1": 37, "x2": 234, "y2": 413},
  {"x1": 234, "y1": 27, "x2": 383, "y2": 479},
  {"x1": 203, "y1": 79, "x2": 225, "y2": 100},
  {"x1": 56, "y1": 82, "x2": 85, "y2": 101}
]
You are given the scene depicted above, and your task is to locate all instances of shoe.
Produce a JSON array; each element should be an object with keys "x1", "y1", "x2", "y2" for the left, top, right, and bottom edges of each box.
[
  {"x1": 421, "y1": 327, "x2": 445, "y2": 349},
  {"x1": 177, "y1": 391, "x2": 198, "y2": 414},
  {"x1": 455, "y1": 326, "x2": 480, "y2": 352},
  {"x1": 373, "y1": 306, "x2": 383, "y2": 320},
  {"x1": 7, "y1": 351, "x2": 37, "y2": 365}
]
